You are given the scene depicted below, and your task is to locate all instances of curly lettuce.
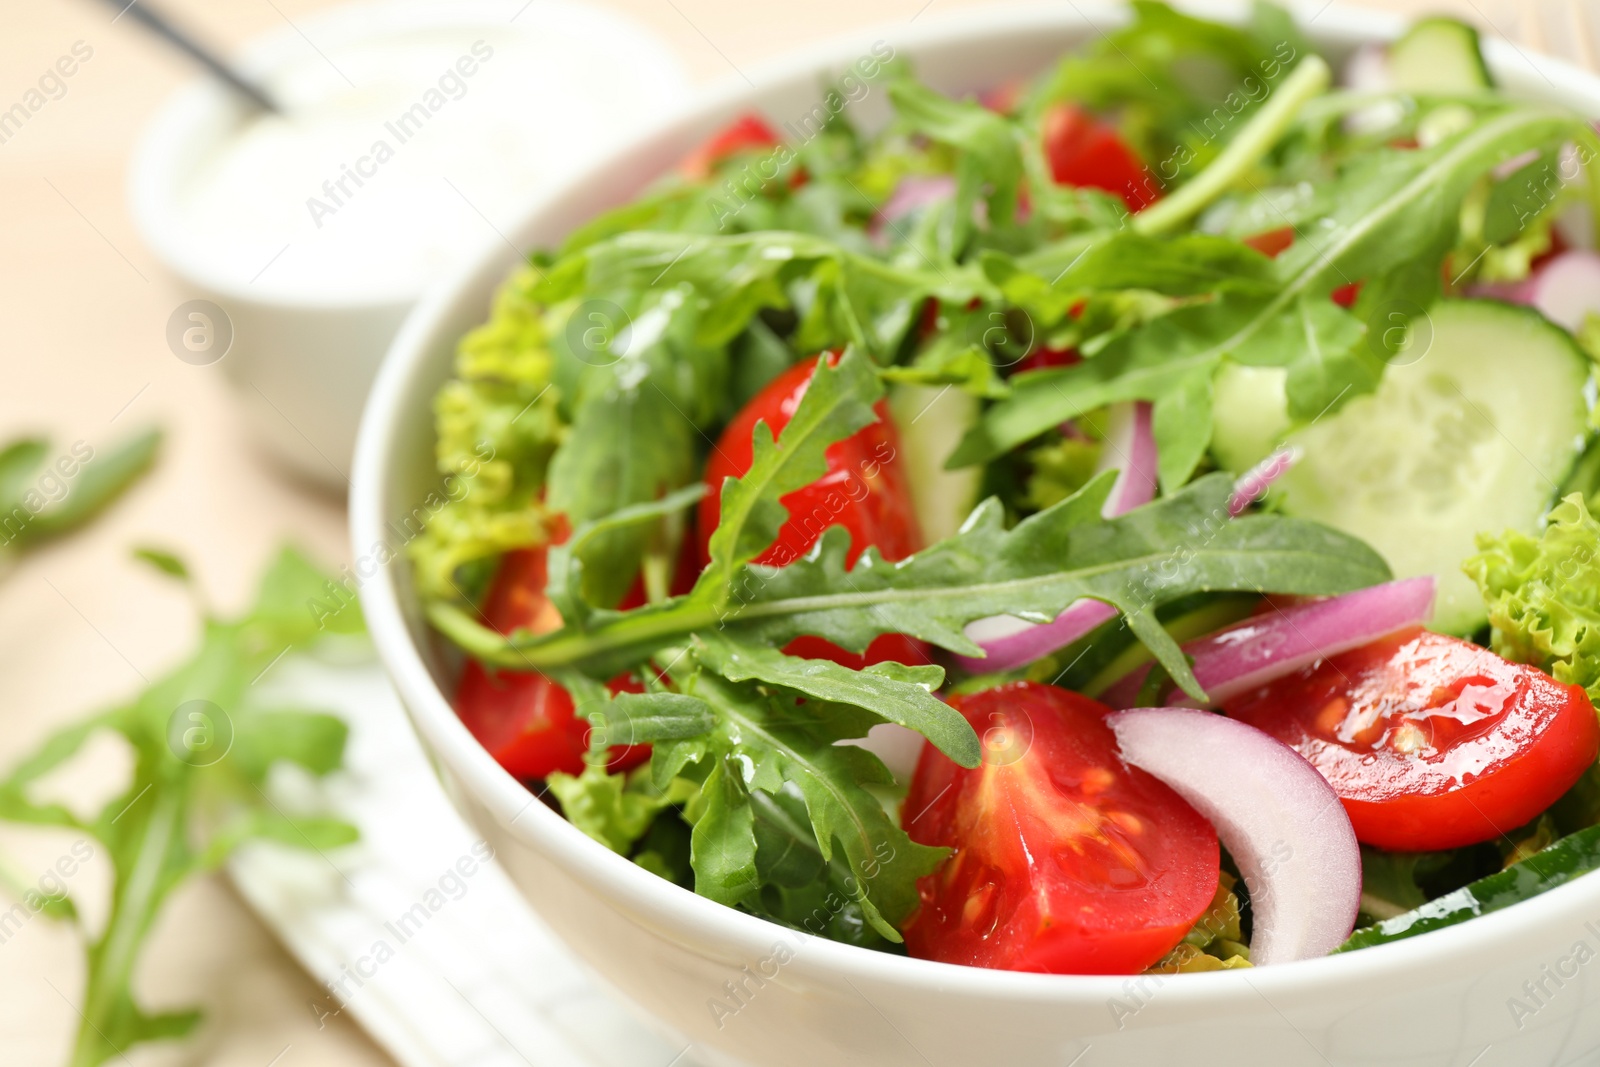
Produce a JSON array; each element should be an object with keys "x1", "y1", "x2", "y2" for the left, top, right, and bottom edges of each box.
[
  {"x1": 406, "y1": 263, "x2": 565, "y2": 600},
  {"x1": 1465, "y1": 493, "x2": 1600, "y2": 701}
]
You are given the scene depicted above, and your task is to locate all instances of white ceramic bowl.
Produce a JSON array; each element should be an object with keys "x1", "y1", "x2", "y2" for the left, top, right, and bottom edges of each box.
[
  {"x1": 352, "y1": 6, "x2": 1600, "y2": 1065},
  {"x1": 129, "y1": 0, "x2": 686, "y2": 487}
]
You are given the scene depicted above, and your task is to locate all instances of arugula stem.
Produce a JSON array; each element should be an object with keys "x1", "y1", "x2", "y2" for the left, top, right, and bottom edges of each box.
[
  {"x1": 1134, "y1": 55, "x2": 1332, "y2": 237},
  {"x1": 73, "y1": 784, "x2": 183, "y2": 1067}
]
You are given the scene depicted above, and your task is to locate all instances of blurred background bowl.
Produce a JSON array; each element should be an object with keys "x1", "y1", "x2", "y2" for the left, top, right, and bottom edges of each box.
[{"x1": 129, "y1": 0, "x2": 688, "y2": 489}]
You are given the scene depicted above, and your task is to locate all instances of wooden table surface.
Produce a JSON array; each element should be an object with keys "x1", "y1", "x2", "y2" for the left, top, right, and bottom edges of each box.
[{"x1": 0, "y1": 0, "x2": 1557, "y2": 1064}]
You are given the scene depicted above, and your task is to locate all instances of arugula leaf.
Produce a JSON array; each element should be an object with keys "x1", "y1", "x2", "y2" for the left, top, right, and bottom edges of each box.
[
  {"x1": 542, "y1": 230, "x2": 996, "y2": 360},
  {"x1": 954, "y1": 106, "x2": 1591, "y2": 487},
  {"x1": 1040, "y1": 233, "x2": 1280, "y2": 297},
  {"x1": 590, "y1": 691, "x2": 717, "y2": 746},
  {"x1": 437, "y1": 471, "x2": 1390, "y2": 702},
  {"x1": 888, "y1": 77, "x2": 1022, "y2": 235},
  {"x1": 1022, "y1": 0, "x2": 1309, "y2": 172},
  {"x1": 661, "y1": 666, "x2": 944, "y2": 940},
  {"x1": 692, "y1": 632, "x2": 974, "y2": 765},
  {"x1": 0, "y1": 548, "x2": 358, "y2": 1067},
  {"x1": 0, "y1": 429, "x2": 160, "y2": 561},
  {"x1": 747, "y1": 786, "x2": 903, "y2": 950},
  {"x1": 697, "y1": 346, "x2": 882, "y2": 599},
  {"x1": 544, "y1": 483, "x2": 704, "y2": 626}
]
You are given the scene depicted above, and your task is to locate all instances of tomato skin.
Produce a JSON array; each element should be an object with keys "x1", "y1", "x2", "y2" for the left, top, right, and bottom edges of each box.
[
  {"x1": 699, "y1": 353, "x2": 924, "y2": 570},
  {"x1": 679, "y1": 114, "x2": 781, "y2": 179},
  {"x1": 1226, "y1": 628, "x2": 1600, "y2": 851},
  {"x1": 453, "y1": 547, "x2": 651, "y2": 780},
  {"x1": 902, "y1": 682, "x2": 1220, "y2": 974},
  {"x1": 1014, "y1": 346, "x2": 1082, "y2": 375},
  {"x1": 698, "y1": 353, "x2": 927, "y2": 667},
  {"x1": 1243, "y1": 226, "x2": 1296, "y2": 258},
  {"x1": 1331, "y1": 281, "x2": 1363, "y2": 308},
  {"x1": 1240, "y1": 228, "x2": 1367, "y2": 307},
  {"x1": 1042, "y1": 104, "x2": 1160, "y2": 211}
]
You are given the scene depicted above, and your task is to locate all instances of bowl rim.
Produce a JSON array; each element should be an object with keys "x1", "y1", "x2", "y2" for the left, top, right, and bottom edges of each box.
[
  {"x1": 125, "y1": 0, "x2": 688, "y2": 310},
  {"x1": 352, "y1": 0, "x2": 1600, "y2": 1009}
]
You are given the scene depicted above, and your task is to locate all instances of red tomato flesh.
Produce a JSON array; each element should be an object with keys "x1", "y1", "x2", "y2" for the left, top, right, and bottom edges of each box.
[
  {"x1": 678, "y1": 113, "x2": 781, "y2": 179},
  {"x1": 698, "y1": 353, "x2": 928, "y2": 667},
  {"x1": 1243, "y1": 226, "x2": 1296, "y2": 258},
  {"x1": 454, "y1": 546, "x2": 651, "y2": 780},
  {"x1": 1240, "y1": 227, "x2": 1366, "y2": 307},
  {"x1": 1227, "y1": 628, "x2": 1600, "y2": 851},
  {"x1": 1014, "y1": 346, "x2": 1082, "y2": 375},
  {"x1": 1042, "y1": 104, "x2": 1160, "y2": 212},
  {"x1": 903, "y1": 683, "x2": 1220, "y2": 974},
  {"x1": 699, "y1": 352, "x2": 923, "y2": 569}
]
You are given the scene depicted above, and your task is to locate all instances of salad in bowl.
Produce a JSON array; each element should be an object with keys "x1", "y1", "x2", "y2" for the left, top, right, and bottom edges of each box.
[{"x1": 359, "y1": 1, "x2": 1600, "y2": 1059}]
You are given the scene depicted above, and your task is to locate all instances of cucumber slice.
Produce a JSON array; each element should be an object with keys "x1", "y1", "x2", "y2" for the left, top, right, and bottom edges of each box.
[
  {"x1": 1339, "y1": 824, "x2": 1600, "y2": 953},
  {"x1": 888, "y1": 383, "x2": 982, "y2": 544},
  {"x1": 1389, "y1": 17, "x2": 1493, "y2": 93},
  {"x1": 1210, "y1": 362, "x2": 1291, "y2": 474},
  {"x1": 1277, "y1": 300, "x2": 1591, "y2": 634}
]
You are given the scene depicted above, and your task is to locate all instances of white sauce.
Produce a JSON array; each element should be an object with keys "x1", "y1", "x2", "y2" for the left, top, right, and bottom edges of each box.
[{"x1": 178, "y1": 24, "x2": 678, "y2": 301}]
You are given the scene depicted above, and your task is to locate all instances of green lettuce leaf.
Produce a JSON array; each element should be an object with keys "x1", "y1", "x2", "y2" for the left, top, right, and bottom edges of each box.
[{"x1": 1466, "y1": 493, "x2": 1600, "y2": 700}]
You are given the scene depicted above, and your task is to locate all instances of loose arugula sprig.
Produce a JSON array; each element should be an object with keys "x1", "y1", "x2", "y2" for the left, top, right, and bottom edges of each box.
[
  {"x1": 0, "y1": 428, "x2": 160, "y2": 570},
  {"x1": 0, "y1": 548, "x2": 361, "y2": 1067}
]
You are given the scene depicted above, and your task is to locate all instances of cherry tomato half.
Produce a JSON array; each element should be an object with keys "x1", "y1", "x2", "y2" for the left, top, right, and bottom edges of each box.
[
  {"x1": 453, "y1": 546, "x2": 651, "y2": 780},
  {"x1": 1042, "y1": 104, "x2": 1160, "y2": 212},
  {"x1": 1240, "y1": 227, "x2": 1365, "y2": 307},
  {"x1": 902, "y1": 682, "x2": 1220, "y2": 974},
  {"x1": 698, "y1": 352, "x2": 928, "y2": 667},
  {"x1": 679, "y1": 114, "x2": 782, "y2": 180},
  {"x1": 699, "y1": 352, "x2": 923, "y2": 568},
  {"x1": 1226, "y1": 628, "x2": 1600, "y2": 851}
]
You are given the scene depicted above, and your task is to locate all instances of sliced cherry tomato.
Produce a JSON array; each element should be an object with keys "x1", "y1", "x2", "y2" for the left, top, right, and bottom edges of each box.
[
  {"x1": 1041, "y1": 104, "x2": 1160, "y2": 212},
  {"x1": 678, "y1": 113, "x2": 781, "y2": 179},
  {"x1": 454, "y1": 546, "x2": 652, "y2": 780},
  {"x1": 1239, "y1": 228, "x2": 1367, "y2": 307},
  {"x1": 1530, "y1": 227, "x2": 1571, "y2": 274},
  {"x1": 1243, "y1": 226, "x2": 1296, "y2": 258},
  {"x1": 980, "y1": 80, "x2": 1026, "y2": 115},
  {"x1": 1014, "y1": 346, "x2": 1082, "y2": 375},
  {"x1": 698, "y1": 352, "x2": 927, "y2": 666},
  {"x1": 902, "y1": 682, "x2": 1220, "y2": 974},
  {"x1": 1226, "y1": 627, "x2": 1600, "y2": 851},
  {"x1": 699, "y1": 352, "x2": 923, "y2": 568},
  {"x1": 1331, "y1": 281, "x2": 1363, "y2": 308}
]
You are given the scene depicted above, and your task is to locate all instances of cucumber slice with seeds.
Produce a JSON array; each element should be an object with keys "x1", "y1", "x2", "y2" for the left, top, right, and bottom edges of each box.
[
  {"x1": 1389, "y1": 17, "x2": 1493, "y2": 94},
  {"x1": 1276, "y1": 300, "x2": 1590, "y2": 633}
]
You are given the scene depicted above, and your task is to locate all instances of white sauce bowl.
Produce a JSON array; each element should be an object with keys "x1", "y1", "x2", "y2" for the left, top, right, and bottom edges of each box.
[{"x1": 130, "y1": 0, "x2": 687, "y2": 487}]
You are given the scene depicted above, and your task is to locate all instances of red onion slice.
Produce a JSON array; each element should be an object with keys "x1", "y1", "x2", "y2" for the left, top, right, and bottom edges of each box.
[
  {"x1": 954, "y1": 402, "x2": 1156, "y2": 673},
  {"x1": 873, "y1": 175, "x2": 957, "y2": 235},
  {"x1": 1467, "y1": 251, "x2": 1600, "y2": 332},
  {"x1": 1228, "y1": 446, "x2": 1296, "y2": 516},
  {"x1": 1109, "y1": 707, "x2": 1362, "y2": 965},
  {"x1": 1100, "y1": 576, "x2": 1436, "y2": 708},
  {"x1": 1096, "y1": 401, "x2": 1159, "y2": 519},
  {"x1": 1516, "y1": 251, "x2": 1600, "y2": 332}
]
